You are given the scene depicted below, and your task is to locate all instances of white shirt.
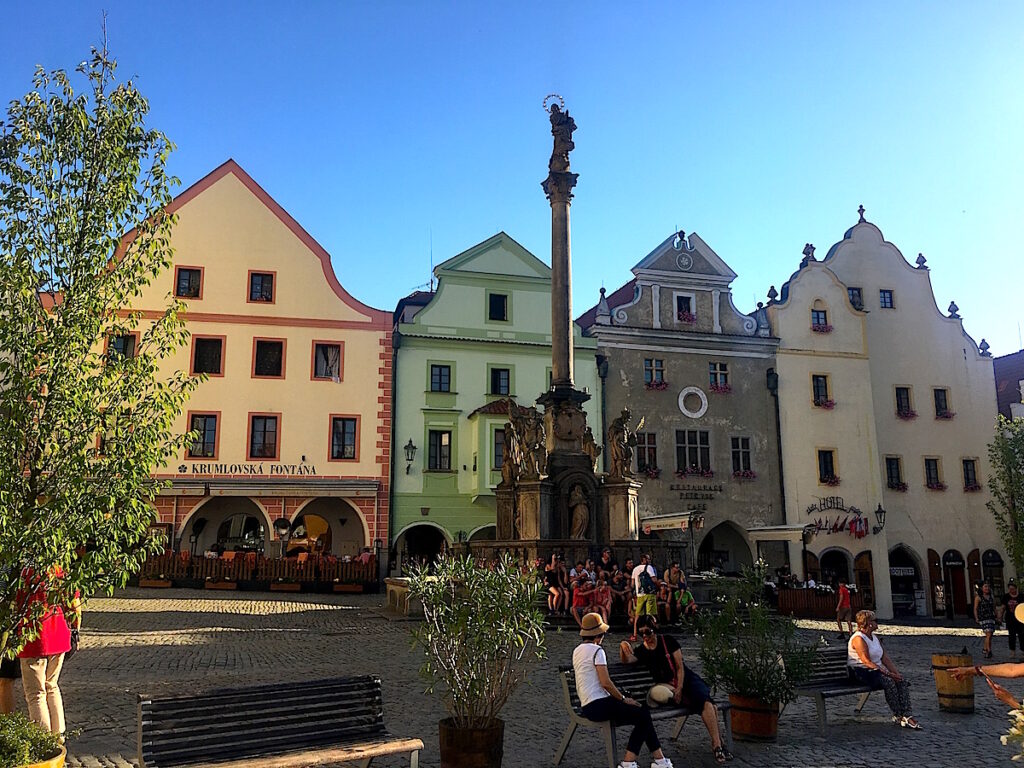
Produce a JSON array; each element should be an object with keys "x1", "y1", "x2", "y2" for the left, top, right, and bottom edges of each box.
[
  {"x1": 572, "y1": 643, "x2": 610, "y2": 707},
  {"x1": 632, "y1": 563, "x2": 656, "y2": 594},
  {"x1": 806, "y1": 578, "x2": 816, "y2": 589},
  {"x1": 848, "y1": 630, "x2": 883, "y2": 668}
]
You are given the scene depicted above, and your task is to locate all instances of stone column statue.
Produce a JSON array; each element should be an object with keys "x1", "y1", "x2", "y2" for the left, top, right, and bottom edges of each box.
[
  {"x1": 607, "y1": 408, "x2": 642, "y2": 480},
  {"x1": 569, "y1": 485, "x2": 589, "y2": 539}
]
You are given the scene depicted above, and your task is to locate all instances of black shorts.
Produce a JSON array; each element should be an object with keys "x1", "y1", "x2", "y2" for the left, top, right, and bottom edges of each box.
[{"x1": 1, "y1": 655, "x2": 20, "y2": 680}]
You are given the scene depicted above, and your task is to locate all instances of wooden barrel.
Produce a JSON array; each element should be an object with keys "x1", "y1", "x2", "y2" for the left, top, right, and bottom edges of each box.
[
  {"x1": 728, "y1": 694, "x2": 779, "y2": 741},
  {"x1": 932, "y1": 653, "x2": 975, "y2": 713}
]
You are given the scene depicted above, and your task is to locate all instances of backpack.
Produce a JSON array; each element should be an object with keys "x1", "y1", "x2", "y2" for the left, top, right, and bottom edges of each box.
[{"x1": 638, "y1": 567, "x2": 656, "y2": 595}]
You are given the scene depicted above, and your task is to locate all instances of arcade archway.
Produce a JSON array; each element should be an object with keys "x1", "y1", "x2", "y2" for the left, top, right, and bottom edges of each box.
[
  {"x1": 181, "y1": 497, "x2": 270, "y2": 555},
  {"x1": 697, "y1": 522, "x2": 753, "y2": 575},
  {"x1": 394, "y1": 523, "x2": 450, "y2": 573}
]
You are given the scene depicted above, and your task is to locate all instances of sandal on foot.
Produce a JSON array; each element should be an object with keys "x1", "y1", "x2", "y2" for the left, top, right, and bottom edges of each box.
[
  {"x1": 712, "y1": 746, "x2": 733, "y2": 763},
  {"x1": 901, "y1": 717, "x2": 922, "y2": 730}
]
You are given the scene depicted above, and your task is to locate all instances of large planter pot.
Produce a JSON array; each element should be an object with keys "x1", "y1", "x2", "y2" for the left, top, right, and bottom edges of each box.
[
  {"x1": 20, "y1": 745, "x2": 67, "y2": 768},
  {"x1": 438, "y1": 717, "x2": 503, "y2": 768},
  {"x1": 728, "y1": 694, "x2": 779, "y2": 742}
]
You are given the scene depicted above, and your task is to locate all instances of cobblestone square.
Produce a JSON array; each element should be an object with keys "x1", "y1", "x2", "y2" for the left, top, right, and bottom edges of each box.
[{"x1": 16, "y1": 589, "x2": 1020, "y2": 768}]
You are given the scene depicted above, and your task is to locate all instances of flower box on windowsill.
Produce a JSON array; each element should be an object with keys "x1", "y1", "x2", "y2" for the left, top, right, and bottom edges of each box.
[
  {"x1": 895, "y1": 409, "x2": 918, "y2": 421},
  {"x1": 822, "y1": 476, "x2": 841, "y2": 487},
  {"x1": 641, "y1": 467, "x2": 662, "y2": 479},
  {"x1": 676, "y1": 467, "x2": 714, "y2": 479},
  {"x1": 732, "y1": 470, "x2": 757, "y2": 480},
  {"x1": 677, "y1": 311, "x2": 697, "y2": 324},
  {"x1": 813, "y1": 398, "x2": 836, "y2": 410},
  {"x1": 644, "y1": 380, "x2": 670, "y2": 391},
  {"x1": 811, "y1": 324, "x2": 833, "y2": 334},
  {"x1": 936, "y1": 411, "x2": 956, "y2": 420},
  {"x1": 964, "y1": 483, "x2": 983, "y2": 492},
  {"x1": 925, "y1": 482, "x2": 948, "y2": 491},
  {"x1": 887, "y1": 481, "x2": 908, "y2": 492},
  {"x1": 709, "y1": 383, "x2": 732, "y2": 394}
]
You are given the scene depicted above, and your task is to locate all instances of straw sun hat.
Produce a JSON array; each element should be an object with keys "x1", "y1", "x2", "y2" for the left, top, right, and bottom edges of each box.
[{"x1": 579, "y1": 612, "x2": 610, "y2": 637}]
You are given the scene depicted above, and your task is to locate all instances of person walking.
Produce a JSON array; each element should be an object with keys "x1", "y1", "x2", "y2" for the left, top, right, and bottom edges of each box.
[
  {"x1": 848, "y1": 610, "x2": 919, "y2": 729},
  {"x1": 1003, "y1": 580, "x2": 1024, "y2": 661},
  {"x1": 631, "y1": 553, "x2": 659, "y2": 641},
  {"x1": 975, "y1": 580, "x2": 997, "y2": 659},
  {"x1": 18, "y1": 569, "x2": 80, "y2": 737},
  {"x1": 836, "y1": 582, "x2": 854, "y2": 638},
  {"x1": 571, "y1": 612, "x2": 673, "y2": 768}
]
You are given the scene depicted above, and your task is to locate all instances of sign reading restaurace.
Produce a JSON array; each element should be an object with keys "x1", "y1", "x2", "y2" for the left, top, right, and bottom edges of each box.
[
  {"x1": 669, "y1": 482, "x2": 724, "y2": 501},
  {"x1": 177, "y1": 462, "x2": 319, "y2": 476}
]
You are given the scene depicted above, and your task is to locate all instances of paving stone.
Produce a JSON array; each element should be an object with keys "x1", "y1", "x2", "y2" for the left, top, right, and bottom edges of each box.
[{"x1": 6, "y1": 588, "x2": 1016, "y2": 767}]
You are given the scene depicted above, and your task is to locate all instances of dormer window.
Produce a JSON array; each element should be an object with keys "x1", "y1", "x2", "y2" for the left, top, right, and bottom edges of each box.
[
  {"x1": 811, "y1": 302, "x2": 832, "y2": 333},
  {"x1": 675, "y1": 294, "x2": 696, "y2": 324}
]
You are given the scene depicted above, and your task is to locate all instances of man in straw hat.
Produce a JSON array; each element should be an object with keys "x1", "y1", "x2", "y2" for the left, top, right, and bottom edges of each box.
[
  {"x1": 571, "y1": 612, "x2": 674, "y2": 768},
  {"x1": 620, "y1": 615, "x2": 732, "y2": 764}
]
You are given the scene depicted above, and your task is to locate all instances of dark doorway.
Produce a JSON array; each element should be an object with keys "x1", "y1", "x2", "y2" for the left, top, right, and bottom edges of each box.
[{"x1": 943, "y1": 549, "x2": 968, "y2": 617}]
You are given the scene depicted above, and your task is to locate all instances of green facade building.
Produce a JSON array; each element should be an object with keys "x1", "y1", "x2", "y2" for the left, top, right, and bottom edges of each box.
[{"x1": 390, "y1": 232, "x2": 601, "y2": 571}]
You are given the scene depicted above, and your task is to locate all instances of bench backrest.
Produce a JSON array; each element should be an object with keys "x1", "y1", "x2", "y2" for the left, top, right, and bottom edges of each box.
[
  {"x1": 559, "y1": 663, "x2": 660, "y2": 713},
  {"x1": 804, "y1": 646, "x2": 851, "y2": 686},
  {"x1": 138, "y1": 675, "x2": 385, "y2": 768}
]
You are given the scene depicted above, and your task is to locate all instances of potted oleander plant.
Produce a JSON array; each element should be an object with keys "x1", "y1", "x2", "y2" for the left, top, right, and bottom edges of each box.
[
  {"x1": 697, "y1": 561, "x2": 817, "y2": 742},
  {"x1": 0, "y1": 713, "x2": 65, "y2": 768},
  {"x1": 408, "y1": 553, "x2": 546, "y2": 768}
]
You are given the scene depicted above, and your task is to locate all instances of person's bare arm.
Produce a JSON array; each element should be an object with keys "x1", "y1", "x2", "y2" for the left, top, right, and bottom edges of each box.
[
  {"x1": 596, "y1": 661, "x2": 638, "y2": 706},
  {"x1": 671, "y1": 647, "x2": 687, "y2": 701},
  {"x1": 619, "y1": 641, "x2": 637, "y2": 664},
  {"x1": 975, "y1": 594, "x2": 981, "y2": 623}
]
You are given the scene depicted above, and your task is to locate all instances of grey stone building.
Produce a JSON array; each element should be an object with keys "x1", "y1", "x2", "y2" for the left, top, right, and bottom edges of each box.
[{"x1": 578, "y1": 231, "x2": 785, "y2": 573}]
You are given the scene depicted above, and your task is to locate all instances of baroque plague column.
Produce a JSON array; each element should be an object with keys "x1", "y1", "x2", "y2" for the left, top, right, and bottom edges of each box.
[{"x1": 488, "y1": 99, "x2": 640, "y2": 561}]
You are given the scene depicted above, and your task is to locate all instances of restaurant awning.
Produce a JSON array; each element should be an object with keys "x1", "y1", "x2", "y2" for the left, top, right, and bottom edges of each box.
[
  {"x1": 745, "y1": 524, "x2": 813, "y2": 543},
  {"x1": 639, "y1": 512, "x2": 702, "y2": 532}
]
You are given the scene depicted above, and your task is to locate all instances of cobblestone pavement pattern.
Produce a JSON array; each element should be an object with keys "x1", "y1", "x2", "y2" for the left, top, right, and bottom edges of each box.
[{"x1": 11, "y1": 589, "x2": 1021, "y2": 768}]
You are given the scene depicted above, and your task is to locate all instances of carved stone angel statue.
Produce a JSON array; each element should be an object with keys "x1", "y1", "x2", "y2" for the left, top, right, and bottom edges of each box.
[
  {"x1": 582, "y1": 426, "x2": 602, "y2": 473},
  {"x1": 569, "y1": 485, "x2": 589, "y2": 539}
]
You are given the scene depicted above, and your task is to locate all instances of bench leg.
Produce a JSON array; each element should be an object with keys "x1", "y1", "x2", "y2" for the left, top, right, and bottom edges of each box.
[
  {"x1": 552, "y1": 722, "x2": 576, "y2": 766},
  {"x1": 720, "y1": 707, "x2": 733, "y2": 752},
  {"x1": 410, "y1": 750, "x2": 419, "y2": 768},
  {"x1": 359, "y1": 759, "x2": 372, "y2": 768},
  {"x1": 671, "y1": 715, "x2": 689, "y2": 740},
  {"x1": 854, "y1": 691, "x2": 871, "y2": 713},
  {"x1": 604, "y1": 722, "x2": 617, "y2": 768},
  {"x1": 815, "y1": 694, "x2": 828, "y2": 737}
]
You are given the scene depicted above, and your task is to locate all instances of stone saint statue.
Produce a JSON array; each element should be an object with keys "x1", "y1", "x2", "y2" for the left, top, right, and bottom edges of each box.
[
  {"x1": 548, "y1": 103, "x2": 577, "y2": 173},
  {"x1": 607, "y1": 408, "x2": 643, "y2": 480},
  {"x1": 500, "y1": 420, "x2": 519, "y2": 487},
  {"x1": 582, "y1": 426, "x2": 602, "y2": 473},
  {"x1": 569, "y1": 485, "x2": 589, "y2": 539},
  {"x1": 508, "y1": 403, "x2": 547, "y2": 479}
]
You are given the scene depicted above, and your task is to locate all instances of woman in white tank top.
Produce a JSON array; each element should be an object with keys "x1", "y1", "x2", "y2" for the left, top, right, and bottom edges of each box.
[{"x1": 847, "y1": 609, "x2": 920, "y2": 729}]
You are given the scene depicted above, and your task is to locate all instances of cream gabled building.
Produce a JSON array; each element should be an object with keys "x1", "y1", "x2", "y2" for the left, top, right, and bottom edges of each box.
[
  {"x1": 131, "y1": 161, "x2": 393, "y2": 559},
  {"x1": 767, "y1": 213, "x2": 1004, "y2": 619}
]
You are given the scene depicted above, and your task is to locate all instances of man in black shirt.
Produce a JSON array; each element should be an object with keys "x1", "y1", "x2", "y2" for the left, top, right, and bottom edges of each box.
[
  {"x1": 1004, "y1": 579, "x2": 1024, "y2": 660},
  {"x1": 619, "y1": 616, "x2": 732, "y2": 763}
]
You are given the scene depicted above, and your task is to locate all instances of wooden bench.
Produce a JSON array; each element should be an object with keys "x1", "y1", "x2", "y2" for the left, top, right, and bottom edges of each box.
[
  {"x1": 137, "y1": 675, "x2": 422, "y2": 768},
  {"x1": 555, "y1": 663, "x2": 731, "y2": 768},
  {"x1": 792, "y1": 646, "x2": 881, "y2": 734}
]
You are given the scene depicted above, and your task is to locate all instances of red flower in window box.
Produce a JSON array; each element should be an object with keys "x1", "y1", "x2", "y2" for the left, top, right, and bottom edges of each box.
[
  {"x1": 823, "y1": 475, "x2": 841, "y2": 487},
  {"x1": 677, "y1": 311, "x2": 697, "y2": 324},
  {"x1": 895, "y1": 409, "x2": 918, "y2": 420},
  {"x1": 925, "y1": 481, "x2": 947, "y2": 491},
  {"x1": 964, "y1": 483, "x2": 982, "y2": 492},
  {"x1": 676, "y1": 466, "x2": 713, "y2": 478},
  {"x1": 813, "y1": 398, "x2": 836, "y2": 410},
  {"x1": 709, "y1": 383, "x2": 732, "y2": 394},
  {"x1": 887, "y1": 481, "x2": 908, "y2": 492},
  {"x1": 644, "y1": 380, "x2": 670, "y2": 391},
  {"x1": 642, "y1": 467, "x2": 662, "y2": 479},
  {"x1": 936, "y1": 411, "x2": 956, "y2": 420},
  {"x1": 732, "y1": 469, "x2": 757, "y2": 480},
  {"x1": 811, "y1": 323, "x2": 833, "y2": 333},
  {"x1": 675, "y1": 468, "x2": 688, "y2": 479}
]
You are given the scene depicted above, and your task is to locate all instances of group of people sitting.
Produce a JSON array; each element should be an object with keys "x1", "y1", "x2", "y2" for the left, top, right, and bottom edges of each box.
[{"x1": 540, "y1": 550, "x2": 697, "y2": 632}]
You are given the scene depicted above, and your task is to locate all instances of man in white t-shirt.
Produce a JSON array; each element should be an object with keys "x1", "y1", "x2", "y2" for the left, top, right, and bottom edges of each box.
[{"x1": 631, "y1": 553, "x2": 659, "y2": 640}]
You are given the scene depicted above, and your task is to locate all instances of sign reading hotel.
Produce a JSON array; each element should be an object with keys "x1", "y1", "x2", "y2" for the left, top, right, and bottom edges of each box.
[{"x1": 177, "y1": 461, "x2": 319, "y2": 476}]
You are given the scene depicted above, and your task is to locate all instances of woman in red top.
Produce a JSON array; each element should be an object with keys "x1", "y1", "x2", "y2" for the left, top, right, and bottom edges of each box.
[{"x1": 18, "y1": 569, "x2": 80, "y2": 737}]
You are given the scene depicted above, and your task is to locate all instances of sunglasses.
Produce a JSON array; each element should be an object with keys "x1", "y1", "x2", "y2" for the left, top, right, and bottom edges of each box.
[{"x1": 640, "y1": 628, "x2": 655, "y2": 636}]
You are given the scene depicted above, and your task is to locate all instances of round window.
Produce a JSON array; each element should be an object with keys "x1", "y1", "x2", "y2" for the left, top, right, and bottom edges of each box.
[{"x1": 677, "y1": 386, "x2": 709, "y2": 419}]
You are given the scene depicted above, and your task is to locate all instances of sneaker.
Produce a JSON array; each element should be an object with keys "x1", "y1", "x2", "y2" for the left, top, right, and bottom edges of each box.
[{"x1": 651, "y1": 759, "x2": 673, "y2": 768}]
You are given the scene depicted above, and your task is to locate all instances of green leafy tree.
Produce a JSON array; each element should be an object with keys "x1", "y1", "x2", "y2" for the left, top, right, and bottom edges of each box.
[
  {"x1": 0, "y1": 45, "x2": 197, "y2": 660},
  {"x1": 988, "y1": 416, "x2": 1024, "y2": 578}
]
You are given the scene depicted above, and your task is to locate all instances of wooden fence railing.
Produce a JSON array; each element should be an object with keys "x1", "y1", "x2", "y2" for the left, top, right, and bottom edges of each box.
[
  {"x1": 778, "y1": 588, "x2": 865, "y2": 618},
  {"x1": 136, "y1": 552, "x2": 377, "y2": 590}
]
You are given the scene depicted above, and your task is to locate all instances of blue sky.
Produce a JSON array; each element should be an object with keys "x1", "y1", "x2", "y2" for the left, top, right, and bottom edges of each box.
[{"x1": 3, "y1": 2, "x2": 1022, "y2": 354}]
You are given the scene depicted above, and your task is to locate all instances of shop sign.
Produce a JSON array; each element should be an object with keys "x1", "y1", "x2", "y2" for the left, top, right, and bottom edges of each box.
[
  {"x1": 669, "y1": 483, "x2": 723, "y2": 502},
  {"x1": 806, "y1": 496, "x2": 847, "y2": 515},
  {"x1": 177, "y1": 461, "x2": 319, "y2": 476},
  {"x1": 889, "y1": 567, "x2": 916, "y2": 577}
]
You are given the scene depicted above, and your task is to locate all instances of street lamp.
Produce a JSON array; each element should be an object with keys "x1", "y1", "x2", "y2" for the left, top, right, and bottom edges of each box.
[
  {"x1": 872, "y1": 504, "x2": 887, "y2": 535},
  {"x1": 404, "y1": 439, "x2": 418, "y2": 474}
]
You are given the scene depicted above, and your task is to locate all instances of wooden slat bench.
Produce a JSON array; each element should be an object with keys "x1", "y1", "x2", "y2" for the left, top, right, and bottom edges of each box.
[
  {"x1": 555, "y1": 663, "x2": 731, "y2": 768},
  {"x1": 792, "y1": 646, "x2": 881, "y2": 734},
  {"x1": 137, "y1": 675, "x2": 422, "y2": 768}
]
